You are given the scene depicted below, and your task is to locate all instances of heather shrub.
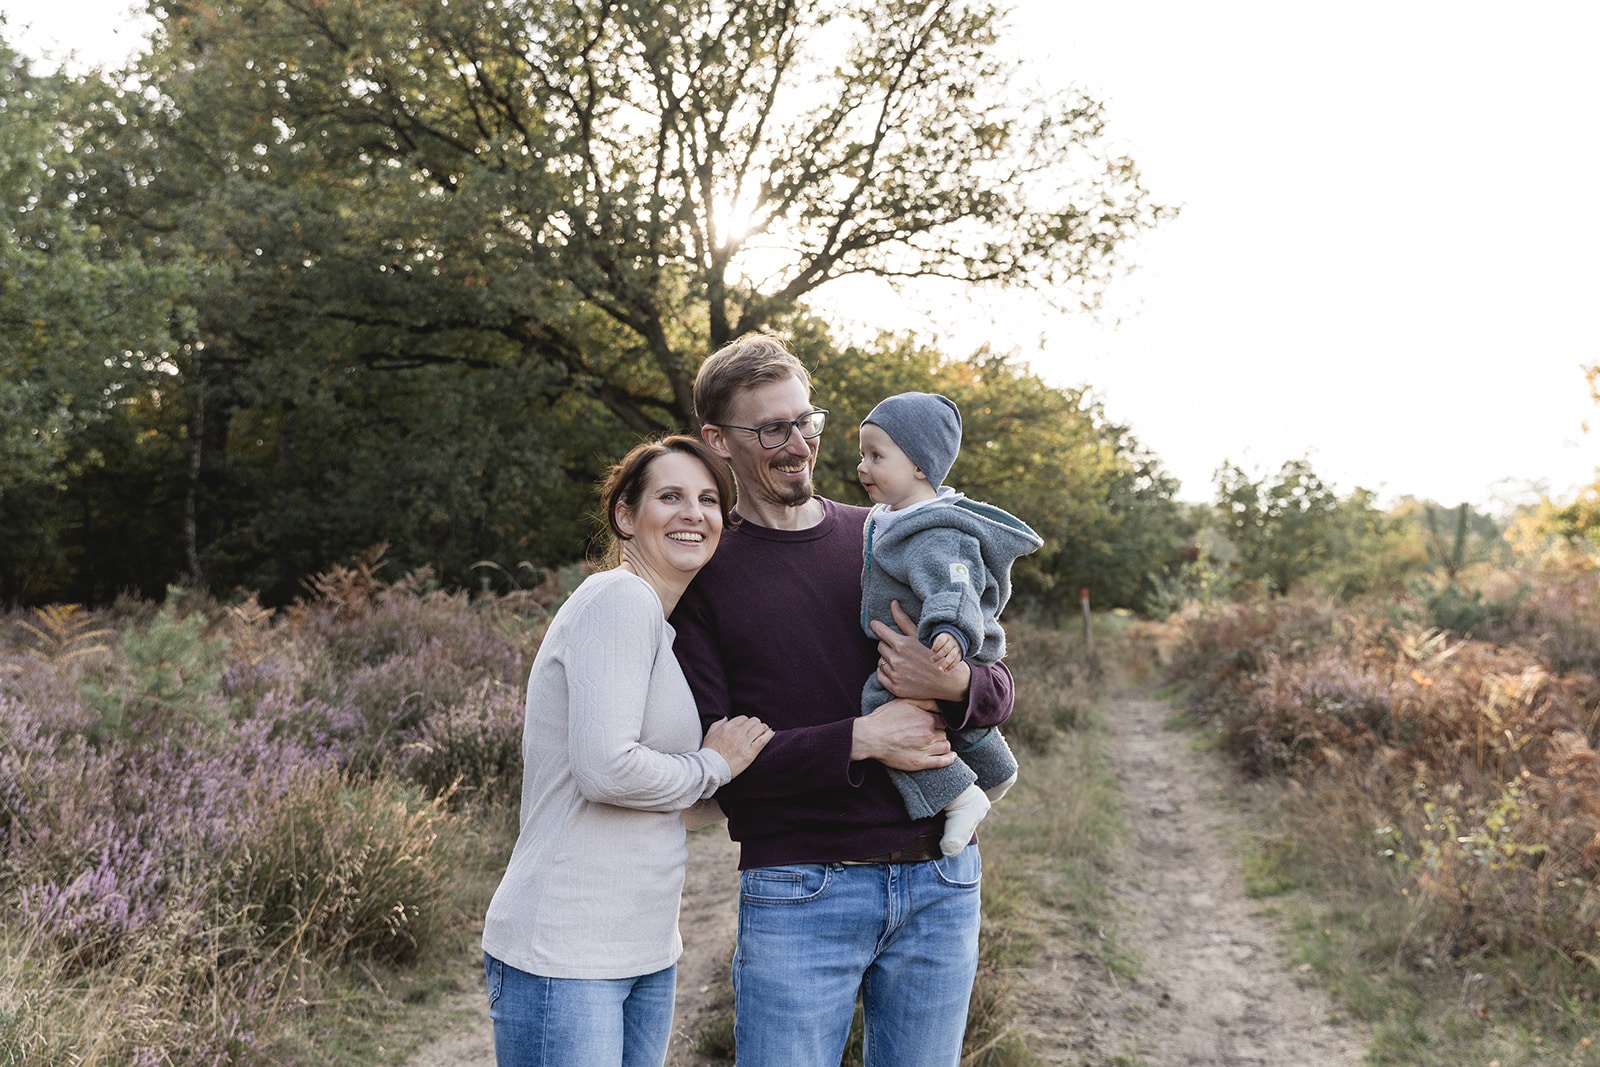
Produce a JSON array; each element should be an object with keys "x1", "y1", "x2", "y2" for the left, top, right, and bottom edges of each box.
[
  {"x1": 1228, "y1": 647, "x2": 1394, "y2": 776},
  {"x1": 11, "y1": 720, "x2": 326, "y2": 973},
  {"x1": 400, "y1": 678, "x2": 525, "y2": 807},
  {"x1": 297, "y1": 583, "x2": 529, "y2": 682},
  {"x1": 289, "y1": 581, "x2": 536, "y2": 775},
  {"x1": 1171, "y1": 594, "x2": 1600, "y2": 968},
  {"x1": 1486, "y1": 560, "x2": 1600, "y2": 677},
  {"x1": 0, "y1": 567, "x2": 539, "y2": 1063},
  {"x1": 1166, "y1": 594, "x2": 1346, "y2": 719}
]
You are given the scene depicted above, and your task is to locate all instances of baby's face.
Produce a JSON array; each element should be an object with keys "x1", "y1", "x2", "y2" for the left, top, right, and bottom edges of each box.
[{"x1": 857, "y1": 423, "x2": 926, "y2": 509}]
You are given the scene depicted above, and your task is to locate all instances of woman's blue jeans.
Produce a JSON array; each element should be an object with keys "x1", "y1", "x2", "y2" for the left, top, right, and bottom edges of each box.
[
  {"x1": 730, "y1": 845, "x2": 982, "y2": 1066},
  {"x1": 483, "y1": 952, "x2": 676, "y2": 1067}
]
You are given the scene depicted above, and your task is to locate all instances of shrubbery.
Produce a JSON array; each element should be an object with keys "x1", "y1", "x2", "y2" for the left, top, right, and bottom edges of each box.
[
  {"x1": 0, "y1": 555, "x2": 547, "y2": 1064},
  {"x1": 1168, "y1": 572, "x2": 1600, "y2": 982}
]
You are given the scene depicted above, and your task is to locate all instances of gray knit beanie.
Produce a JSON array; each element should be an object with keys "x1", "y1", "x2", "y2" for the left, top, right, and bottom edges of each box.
[{"x1": 862, "y1": 392, "x2": 963, "y2": 487}]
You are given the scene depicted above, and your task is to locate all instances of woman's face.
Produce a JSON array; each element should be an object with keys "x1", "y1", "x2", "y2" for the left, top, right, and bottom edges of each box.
[{"x1": 615, "y1": 451, "x2": 725, "y2": 578}]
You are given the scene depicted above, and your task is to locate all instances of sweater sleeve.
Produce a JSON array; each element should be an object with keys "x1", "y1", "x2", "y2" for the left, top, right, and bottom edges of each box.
[
  {"x1": 901, "y1": 526, "x2": 987, "y2": 660},
  {"x1": 564, "y1": 582, "x2": 732, "y2": 812},
  {"x1": 941, "y1": 658, "x2": 1015, "y2": 733}
]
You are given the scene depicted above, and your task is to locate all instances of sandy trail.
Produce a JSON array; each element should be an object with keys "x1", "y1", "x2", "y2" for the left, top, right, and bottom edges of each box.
[{"x1": 1007, "y1": 683, "x2": 1366, "y2": 1066}]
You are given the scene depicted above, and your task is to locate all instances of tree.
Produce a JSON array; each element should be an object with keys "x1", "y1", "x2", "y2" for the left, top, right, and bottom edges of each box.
[
  {"x1": 127, "y1": 0, "x2": 1166, "y2": 427},
  {"x1": 29, "y1": 0, "x2": 1170, "y2": 603},
  {"x1": 1213, "y1": 457, "x2": 1338, "y2": 596},
  {"x1": 0, "y1": 39, "x2": 191, "y2": 601},
  {"x1": 1311, "y1": 489, "x2": 1430, "y2": 598}
]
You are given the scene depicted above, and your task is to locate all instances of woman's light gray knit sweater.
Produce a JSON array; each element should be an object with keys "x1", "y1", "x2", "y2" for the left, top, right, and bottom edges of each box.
[{"x1": 482, "y1": 569, "x2": 731, "y2": 979}]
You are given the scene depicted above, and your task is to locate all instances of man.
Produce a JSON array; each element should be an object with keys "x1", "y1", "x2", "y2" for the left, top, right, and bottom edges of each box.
[{"x1": 670, "y1": 334, "x2": 1016, "y2": 1065}]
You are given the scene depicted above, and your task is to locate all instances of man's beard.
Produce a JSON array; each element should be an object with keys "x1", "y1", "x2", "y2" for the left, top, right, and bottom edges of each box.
[
  {"x1": 759, "y1": 456, "x2": 815, "y2": 509},
  {"x1": 773, "y1": 480, "x2": 815, "y2": 508}
]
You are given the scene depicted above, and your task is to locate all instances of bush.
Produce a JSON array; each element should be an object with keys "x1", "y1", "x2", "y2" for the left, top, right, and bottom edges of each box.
[
  {"x1": 0, "y1": 563, "x2": 541, "y2": 1064},
  {"x1": 222, "y1": 767, "x2": 453, "y2": 967},
  {"x1": 1169, "y1": 593, "x2": 1600, "y2": 965},
  {"x1": 1003, "y1": 619, "x2": 1102, "y2": 751}
]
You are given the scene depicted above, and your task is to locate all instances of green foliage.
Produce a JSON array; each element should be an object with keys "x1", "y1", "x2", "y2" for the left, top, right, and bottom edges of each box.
[
  {"x1": 1507, "y1": 481, "x2": 1600, "y2": 563},
  {"x1": 0, "y1": 41, "x2": 193, "y2": 601},
  {"x1": 4, "y1": 0, "x2": 1171, "y2": 607},
  {"x1": 1311, "y1": 488, "x2": 1429, "y2": 598},
  {"x1": 1417, "y1": 579, "x2": 1525, "y2": 636},
  {"x1": 78, "y1": 588, "x2": 232, "y2": 740},
  {"x1": 1213, "y1": 457, "x2": 1339, "y2": 596}
]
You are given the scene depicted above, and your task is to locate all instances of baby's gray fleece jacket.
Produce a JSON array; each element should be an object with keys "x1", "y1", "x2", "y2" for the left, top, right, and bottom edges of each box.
[{"x1": 859, "y1": 494, "x2": 1044, "y2": 665}]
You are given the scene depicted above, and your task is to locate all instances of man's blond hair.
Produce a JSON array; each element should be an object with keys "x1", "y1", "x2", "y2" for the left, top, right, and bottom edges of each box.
[{"x1": 693, "y1": 335, "x2": 812, "y2": 427}]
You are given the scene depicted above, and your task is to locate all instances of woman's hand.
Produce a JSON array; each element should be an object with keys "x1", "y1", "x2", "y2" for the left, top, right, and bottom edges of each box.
[{"x1": 702, "y1": 715, "x2": 774, "y2": 777}]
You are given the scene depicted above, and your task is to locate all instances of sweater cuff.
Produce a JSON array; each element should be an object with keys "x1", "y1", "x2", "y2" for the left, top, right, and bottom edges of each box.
[{"x1": 700, "y1": 749, "x2": 733, "y2": 790}]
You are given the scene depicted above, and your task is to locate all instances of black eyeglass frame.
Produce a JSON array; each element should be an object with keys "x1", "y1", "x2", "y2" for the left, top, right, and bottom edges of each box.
[{"x1": 715, "y1": 409, "x2": 829, "y2": 449}]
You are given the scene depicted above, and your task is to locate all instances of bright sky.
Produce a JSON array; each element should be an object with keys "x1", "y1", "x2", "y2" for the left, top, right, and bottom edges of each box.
[{"x1": 6, "y1": 0, "x2": 1597, "y2": 509}]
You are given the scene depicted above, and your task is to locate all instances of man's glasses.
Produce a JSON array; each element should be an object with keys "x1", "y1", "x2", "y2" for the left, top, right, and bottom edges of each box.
[{"x1": 716, "y1": 409, "x2": 829, "y2": 449}]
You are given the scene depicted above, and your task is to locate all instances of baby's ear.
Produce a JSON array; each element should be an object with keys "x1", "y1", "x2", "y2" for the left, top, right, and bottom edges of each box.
[{"x1": 914, "y1": 467, "x2": 929, "y2": 481}]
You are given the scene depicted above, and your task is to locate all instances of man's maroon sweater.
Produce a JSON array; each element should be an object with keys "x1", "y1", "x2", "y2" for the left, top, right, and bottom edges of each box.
[{"x1": 670, "y1": 498, "x2": 1016, "y2": 869}]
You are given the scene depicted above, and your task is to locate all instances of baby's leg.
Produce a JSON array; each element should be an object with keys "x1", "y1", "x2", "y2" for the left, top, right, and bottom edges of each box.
[{"x1": 939, "y1": 784, "x2": 990, "y2": 857}]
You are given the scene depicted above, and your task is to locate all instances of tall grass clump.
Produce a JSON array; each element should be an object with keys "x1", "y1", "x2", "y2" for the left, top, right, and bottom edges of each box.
[
  {"x1": 1, "y1": 548, "x2": 545, "y2": 1064},
  {"x1": 1167, "y1": 586, "x2": 1600, "y2": 1059},
  {"x1": 959, "y1": 618, "x2": 1111, "y2": 1067}
]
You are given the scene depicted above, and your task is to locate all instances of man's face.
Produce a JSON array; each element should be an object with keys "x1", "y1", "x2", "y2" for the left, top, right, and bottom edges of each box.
[{"x1": 704, "y1": 375, "x2": 820, "y2": 513}]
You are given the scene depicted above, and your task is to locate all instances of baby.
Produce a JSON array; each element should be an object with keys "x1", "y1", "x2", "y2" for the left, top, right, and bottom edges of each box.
[{"x1": 857, "y1": 392, "x2": 1043, "y2": 856}]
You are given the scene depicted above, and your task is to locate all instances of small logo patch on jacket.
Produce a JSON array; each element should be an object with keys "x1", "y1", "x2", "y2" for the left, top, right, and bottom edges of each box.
[{"x1": 949, "y1": 562, "x2": 970, "y2": 585}]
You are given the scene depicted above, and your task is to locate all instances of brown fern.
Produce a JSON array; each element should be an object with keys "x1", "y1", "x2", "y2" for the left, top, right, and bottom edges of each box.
[
  {"x1": 300, "y1": 543, "x2": 392, "y2": 620},
  {"x1": 15, "y1": 604, "x2": 116, "y2": 666}
]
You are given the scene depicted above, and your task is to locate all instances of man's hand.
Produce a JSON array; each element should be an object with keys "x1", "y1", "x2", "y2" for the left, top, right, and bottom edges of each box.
[
  {"x1": 870, "y1": 600, "x2": 971, "y2": 703},
  {"x1": 851, "y1": 698, "x2": 955, "y2": 771}
]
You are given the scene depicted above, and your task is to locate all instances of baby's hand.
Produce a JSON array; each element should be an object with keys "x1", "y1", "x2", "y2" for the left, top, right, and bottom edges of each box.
[{"x1": 930, "y1": 633, "x2": 962, "y2": 672}]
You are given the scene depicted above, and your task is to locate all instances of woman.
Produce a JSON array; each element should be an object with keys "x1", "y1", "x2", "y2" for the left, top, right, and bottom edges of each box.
[{"x1": 482, "y1": 435, "x2": 771, "y2": 1067}]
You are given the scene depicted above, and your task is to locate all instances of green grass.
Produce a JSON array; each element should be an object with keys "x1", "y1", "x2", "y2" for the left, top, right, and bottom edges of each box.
[{"x1": 1233, "y1": 780, "x2": 1600, "y2": 1066}]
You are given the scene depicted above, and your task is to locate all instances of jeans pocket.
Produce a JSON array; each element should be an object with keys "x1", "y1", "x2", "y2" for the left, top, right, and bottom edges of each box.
[
  {"x1": 740, "y1": 864, "x2": 832, "y2": 905},
  {"x1": 483, "y1": 953, "x2": 503, "y2": 1009},
  {"x1": 931, "y1": 846, "x2": 982, "y2": 889}
]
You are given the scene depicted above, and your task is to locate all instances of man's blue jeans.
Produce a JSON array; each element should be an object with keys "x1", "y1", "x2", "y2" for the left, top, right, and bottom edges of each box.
[
  {"x1": 483, "y1": 952, "x2": 676, "y2": 1067},
  {"x1": 730, "y1": 845, "x2": 982, "y2": 1066}
]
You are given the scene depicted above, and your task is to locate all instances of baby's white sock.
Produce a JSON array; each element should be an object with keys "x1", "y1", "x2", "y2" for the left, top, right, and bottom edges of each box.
[{"x1": 939, "y1": 785, "x2": 991, "y2": 857}]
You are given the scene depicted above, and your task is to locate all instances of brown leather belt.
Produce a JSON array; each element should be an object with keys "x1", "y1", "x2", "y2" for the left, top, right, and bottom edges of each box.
[{"x1": 839, "y1": 836, "x2": 944, "y2": 865}]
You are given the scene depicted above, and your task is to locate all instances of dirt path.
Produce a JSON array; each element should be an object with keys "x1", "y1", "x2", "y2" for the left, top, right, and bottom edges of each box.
[
  {"x1": 407, "y1": 679, "x2": 1367, "y2": 1066},
  {"x1": 1008, "y1": 682, "x2": 1367, "y2": 1066}
]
